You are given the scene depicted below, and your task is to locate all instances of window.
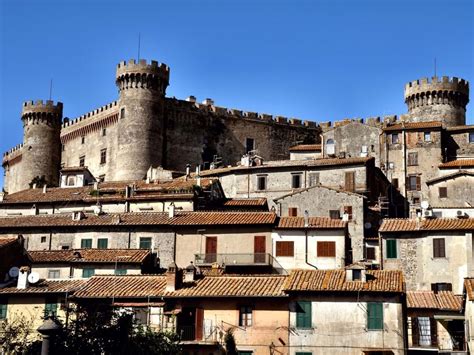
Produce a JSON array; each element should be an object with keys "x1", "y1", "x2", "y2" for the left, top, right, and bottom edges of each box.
[
  {"x1": 352, "y1": 269, "x2": 362, "y2": 280},
  {"x1": 0, "y1": 302, "x2": 7, "y2": 319},
  {"x1": 81, "y1": 136, "x2": 85, "y2": 144},
  {"x1": 292, "y1": 174, "x2": 302, "y2": 189},
  {"x1": 61, "y1": 245, "x2": 70, "y2": 250},
  {"x1": 469, "y1": 132, "x2": 474, "y2": 143},
  {"x1": 48, "y1": 270, "x2": 60, "y2": 279},
  {"x1": 275, "y1": 241, "x2": 294, "y2": 257},
  {"x1": 407, "y1": 175, "x2": 421, "y2": 191},
  {"x1": 326, "y1": 139, "x2": 335, "y2": 155},
  {"x1": 407, "y1": 152, "x2": 418, "y2": 166},
  {"x1": 366, "y1": 247, "x2": 376, "y2": 260},
  {"x1": 317, "y1": 241, "x2": 336, "y2": 257},
  {"x1": 412, "y1": 316, "x2": 437, "y2": 347},
  {"x1": 329, "y1": 210, "x2": 340, "y2": 219},
  {"x1": 120, "y1": 108, "x2": 126, "y2": 119},
  {"x1": 44, "y1": 301, "x2": 57, "y2": 317},
  {"x1": 239, "y1": 306, "x2": 253, "y2": 327},
  {"x1": 61, "y1": 144, "x2": 65, "y2": 152},
  {"x1": 391, "y1": 178, "x2": 399, "y2": 189},
  {"x1": 386, "y1": 239, "x2": 397, "y2": 259},
  {"x1": 433, "y1": 238, "x2": 446, "y2": 258},
  {"x1": 424, "y1": 132, "x2": 431, "y2": 142},
  {"x1": 367, "y1": 302, "x2": 383, "y2": 330},
  {"x1": 257, "y1": 175, "x2": 267, "y2": 191},
  {"x1": 102, "y1": 128, "x2": 107, "y2": 136},
  {"x1": 97, "y1": 238, "x2": 108, "y2": 249},
  {"x1": 288, "y1": 207, "x2": 298, "y2": 217},
  {"x1": 100, "y1": 149, "x2": 107, "y2": 165},
  {"x1": 296, "y1": 301, "x2": 312, "y2": 329},
  {"x1": 391, "y1": 134, "x2": 399, "y2": 144},
  {"x1": 309, "y1": 173, "x2": 320, "y2": 186},
  {"x1": 82, "y1": 268, "x2": 95, "y2": 278},
  {"x1": 245, "y1": 138, "x2": 255, "y2": 153},
  {"x1": 439, "y1": 187, "x2": 447, "y2": 198},
  {"x1": 344, "y1": 171, "x2": 355, "y2": 192},
  {"x1": 41, "y1": 236, "x2": 47, "y2": 243},
  {"x1": 238, "y1": 352, "x2": 253, "y2": 355},
  {"x1": 115, "y1": 268, "x2": 127, "y2": 275},
  {"x1": 431, "y1": 283, "x2": 452, "y2": 292},
  {"x1": 67, "y1": 175, "x2": 76, "y2": 186},
  {"x1": 81, "y1": 239, "x2": 92, "y2": 249},
  {"x1": 79, "y1": 155, "x2": 85, "y2": 167},
  {"x1": 139, "y1": 237, "x2": 152, "y2": 250},
  {"x1": 343, "y1": 206, "x2": 353, "y2": 220}
]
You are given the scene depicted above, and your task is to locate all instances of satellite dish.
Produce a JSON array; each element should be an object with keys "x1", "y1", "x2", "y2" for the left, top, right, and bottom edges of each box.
[
  {"x1": 8, "y1": 267, "x2": 20, "y2": 278},
  {"x1": 364, "y1": 222, "x2": 372, "y2": 229},
  {"x1": 421, "y1": 201, "x2": 430, "y2": 209},
  {"x1": 28, "y1": 272, "x2": 40, "y2": 284}
]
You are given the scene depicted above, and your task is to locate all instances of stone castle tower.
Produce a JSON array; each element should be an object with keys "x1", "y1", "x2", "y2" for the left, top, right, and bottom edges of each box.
[
  {"x1": 114, "y1": 59, "x2": 170, "y2": 181},
  {"x1": 404, "y1": 76, "x2": 469, "y2": 126},
  {"x1": 12, "y1": 100, "x2": 62, "y2": 191}
]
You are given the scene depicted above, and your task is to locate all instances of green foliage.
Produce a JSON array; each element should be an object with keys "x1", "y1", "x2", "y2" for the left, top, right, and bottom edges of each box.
[
  {"x1": 28, "y1": 175, "x2": 48, "y2": 188},
  {"x1": 0, "y1": 313, "x2": 37, "y2": 354},
  {"x1": 89, "y1": 189, "x2": 100, "y2": 197},
  {"x1": 224, "y1": 328, "x2": 237, "y2": 355}
]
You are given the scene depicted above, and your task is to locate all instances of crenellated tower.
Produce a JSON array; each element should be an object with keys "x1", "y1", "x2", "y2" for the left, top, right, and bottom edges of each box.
[
  {"x1": 114, "y1": 59, "x2": 170, "y2": 180},
  {"x1": 21, "y1": 100, "x2": 62, "y2": 190},
  {"x1": 404, "y1": 76, "x2": 469, "y2": 127}
]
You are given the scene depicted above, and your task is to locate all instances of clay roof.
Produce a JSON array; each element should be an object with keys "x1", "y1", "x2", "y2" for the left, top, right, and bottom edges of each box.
[
  {"x1": 199, "y1": 157, "x2": 373, "y2": 176},
  {"x1": 0, "y1": 211, "x2": 277, "y2": 229},
  {"x1": 0, "y1": 237, "x2": 18, "y2": 248},
  {"x1": 439, "y1": 159, "x2": 474, "y2": 169},
  {"x1": 277, "y1": 216, "x2": 347, "y2": 229},
  {"x1": 0, "y1": 279, "x2": 85, "y2": 294},
  {"x1": 223, "y1": 198, "x2": 267, "y2": 207},
  {"x1": 29, "y1": 249, "x2": 150, "y2": 264},
  {"x1": 289, "y1": 144, "x2": 322, "y2": 152},
  {"x1": 60, "y1": 166, "x2": 92, "y2": 173},
  {"x1": 283, "y1": 269, "x2": 404, "y2": 293},
  {"x1": 379, "y1": 218, "x2": 474, "y2": 233},
  {"x1": 465, "y1": 279, "x2": 474, "y2": 301},
  {"x1": 426, "y1": 170, "x2": 474, "y2": 184},
  {"x1": 446, "y1": 124, "x2": 474, "y2": 132},
  {"x1": 1, "y1": 178, "x2": 215, "y2": 205},
  {"x1": 273, "y1": 184, "x2": 365, "y2": 201},
  {"x1": 383, "y1": 121, "x2": 443, "y2": 131},
  {"x1": 407, "y1": 291, "x2": 462, "y2": 311},
  {"x1": 74, "y1": 274, "x2": 287, "y2": 299}
]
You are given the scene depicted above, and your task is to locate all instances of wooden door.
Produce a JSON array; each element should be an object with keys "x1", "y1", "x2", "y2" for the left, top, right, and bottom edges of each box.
[
  {"x1": 345, "y1": 171, "x2": 355, "y2": 192},
  {"x1": 205, "y1": 237, "x2": 217, "y2": 263},
  {"x1": 195, "y1": 308, "x2": 204, "y2": 341},
  {"x1": 254, "y1": 236, "x2": 266, "y2": 263}
]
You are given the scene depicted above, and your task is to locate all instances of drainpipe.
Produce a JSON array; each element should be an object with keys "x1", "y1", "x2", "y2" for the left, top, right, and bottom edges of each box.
[
  {"x1": 401, "y1": 125, "x2": 409, "y2": 217},
  {"x1": 48, "y1": 232, "x2": 53, "y2": 251},
  {"x1": 128, "y1": 231, "x2": 131, "y2": 249},
  {"x1": 304, "y1": 211, "x2": 318, "y2": 269}
]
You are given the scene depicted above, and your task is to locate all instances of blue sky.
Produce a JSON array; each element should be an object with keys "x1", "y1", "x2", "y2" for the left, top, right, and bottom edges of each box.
[{"x1": 1, "y1": 0, "x2": 472, "y2": 187}]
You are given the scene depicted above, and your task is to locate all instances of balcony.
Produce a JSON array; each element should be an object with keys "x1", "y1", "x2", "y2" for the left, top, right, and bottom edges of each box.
[{"x1": 194, "y1": 253, "x2": 271, "y2": 266}]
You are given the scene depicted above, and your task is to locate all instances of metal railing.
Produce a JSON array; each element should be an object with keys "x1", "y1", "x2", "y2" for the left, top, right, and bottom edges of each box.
[
  {"x1": 194, "y1": 253, "x2": 271, "y2": 266},
  {"x1": 178, "y1": 325, "x2": 196, "y2": 341}
]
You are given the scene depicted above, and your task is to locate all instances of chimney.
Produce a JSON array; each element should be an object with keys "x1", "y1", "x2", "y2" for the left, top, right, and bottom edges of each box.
[
  {"x1": 93, "y1": 181, "x2": 99, "y2": 190},
  {"x1": 32, "y1": 183, "x2": 37, "y2": 189},
  {"x1": 94, "y1": 203, "x2": 103, "y2": 216},
  {"x1": 112, "y1": 215, "x2": 121, "y2": 225},
  {"x1": 17, "y1": 266, "x2": 30, "y2": 289},
  {"x1": 186, "y1": 96, "x2": 196, "y2": 103},
  {"x1": 31, "y1": 204, "x2": 38, "y2": 216},
  {"x1": 165, "y1": 262, "x2": 182, "y2": 292},
  {"x1": 185, "y1": 164, "x2": 191, "y2": 180},
  {"x1": 125, "y1": 186, "x2": 132, "y2": 198},
  {"x1": 42, "y1": 185, "x2": 47, "y2": 194},
  {"x1": 168, "y1": 203, "x2": 175, "y2": 218},
  {"x1": 184, "y1": 261, "x2": 197, "y2": 282},
  {"x1": 202, "y1": 98, "x2": 214, "y2": 106}
]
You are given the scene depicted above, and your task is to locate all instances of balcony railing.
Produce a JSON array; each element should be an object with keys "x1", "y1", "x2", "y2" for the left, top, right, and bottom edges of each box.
[
  {"x1": 194, "y1": 253, "x2": 270, "y2": 266},
  {"x1": 178, "y1": 325, "x2": 196, "y2": 341}
]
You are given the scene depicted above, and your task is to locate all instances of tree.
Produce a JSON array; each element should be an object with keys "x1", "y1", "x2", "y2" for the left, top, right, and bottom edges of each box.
[
  {"x1": 223, "y1": 328, "x2": 237, "y2": 355},
  {"x1": 0, "y1": 313, "x2": 37, "y2": 354}
]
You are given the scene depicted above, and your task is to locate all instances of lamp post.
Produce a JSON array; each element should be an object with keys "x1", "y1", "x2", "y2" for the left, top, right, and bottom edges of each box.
[{"x1": 37, "y1": 318, "x2": 60, "y2": 355}]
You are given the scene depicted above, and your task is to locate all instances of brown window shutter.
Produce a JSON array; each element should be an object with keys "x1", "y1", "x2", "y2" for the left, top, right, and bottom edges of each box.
[
  {"x1": 412, "y1": 317, "x2": 420, "y2": 346},
  {"x1": 392, "y1": 178, "x2": 399, "y2": 189},
  {"x1": 345, "y1": 172, "x2": 355, "y2": 192},
  {"x1": 317, "y1": 241, "x2": 336, "y2": 257},
  {"x1": 416, "y1": 176, "x2": 421, "y2": 191},
  {"x1": 195, "y1": 308, "x2": 204, "y2": 341},
  {"x1": 276, "y1": 241, "x2": 294, "y2": 257},
  {"x1": 344, "y1": 206, "x2": 353, "y2": 220},
  {"x1": 430, "y1": 317, "x2": 438, "y2": 346},
  {"x1": 366, "y1": 247, "x2": 376, "y2": 260},
  {"x1": 276, "y1": 242, "x2": 282, "y2": 256},
  {"x1": 439, "y1": 187, "x2": 447, "y2": 198},
  {"x1": 288, "y1": 207, "x2": 298, "y2": 217}
]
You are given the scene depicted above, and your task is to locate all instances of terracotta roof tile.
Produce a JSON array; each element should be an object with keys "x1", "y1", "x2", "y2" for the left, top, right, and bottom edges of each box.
[
  {"x1": 407, "y1": 291, "x2": 462, "y2": 311},
  {"x1": 74, "y1": 274, "x2": 287, "y2": 298},
  {"x1": 277, "y1": 216, "x2": 347, "y2": 229},
  {"x1": 0, "y1": 237, "x2": 17, "y2": 248},
  {"x1": 0, "y1": 211, "x2": 277, "y2": 228},
  {"x1": 379, "y1": 218, "x2": 474, "y2": 233},
  {"x1": 383, "y1": 121, "x2": 443, "y2": 131},
  {"x1": 29, "y1": 249, "x2": 150, "y2": 264},
  {"x1": 446, "y1": 124, "x2": 474, "y2": 132},
  {"x1": 283, "y1": 269, "x2": 404, "y2": 293},
  {"x1": 1, "y1": 178, "x2": 214, "y2": 205},
  {"x1": 426, "y1": 170, "x2": 474, "y2": 184},
  {"x1": 465, "y1": 278, "x2": 474, "y2": 301},
  {"x1": 439, "y1": 159, "x2": 474, "y2": 169},
  {"x1": 0, "y1": 279, "x2": 86, "y2": 294},
  {"x1": 289, "y1": 144, "x2": 322, "y2": 152},
  {"x1": 223, "y1": 198, "x2": 267, "y2": 207}
]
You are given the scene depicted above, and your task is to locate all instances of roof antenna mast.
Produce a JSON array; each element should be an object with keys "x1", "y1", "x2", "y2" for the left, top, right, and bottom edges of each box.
[
  {"x1": 49, "y1": 79, "x2": 53, "y2": 100},
  {"x1": 137, "y1": 33, "x2": 141, "y2": 62},
  {"x1": 434, "y1": 57, "x2": 437, "y2": 78}
]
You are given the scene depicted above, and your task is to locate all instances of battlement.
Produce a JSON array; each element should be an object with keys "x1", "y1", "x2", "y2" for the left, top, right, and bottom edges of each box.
[
  {"x1": 116, "y1": 59, "x2": 170, "y2": 81},
  {"x1": 2, "y1": 143, "x2": 24, "y2": 165},
  {"x1": 405, "y1": 76, "x2": 469, "y2": 98},
  {"x1": 62, "y1": 101, "x2": 118, "y2": 129},
  {"x1": 22, "y1": 100, "x2": 63, "y2": 115}
]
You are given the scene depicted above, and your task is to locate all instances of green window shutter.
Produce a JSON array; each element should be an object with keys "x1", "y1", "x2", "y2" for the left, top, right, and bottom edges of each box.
[
  {"x1": 82, "y1": 268, "x2": 95, "y2": 278},
  {"x1": 0, "y1": 303, "x2": 7, "y2": 319},
  {"x1": 44, "y1": 302, "x2": 57, "y2": 318},
  {"x1": 296, "y1": 301, "x2": 312, "y2": 329},
  {"x1": 367, "y1": 302, "x2": 383, "y2": 330},
  {"x1": 97, "y1": 238, "x2": 108, "y2": 249},
  {"x1": 386, "y1": 239, "x2": 397, "y2": 258},
  {"x1": 81, "y1": 239, "x2": 92, "y2": 249},
  {"x1": 115, "y1": 269, "x2": 127, "y2": 275},
  {"x1": 139, "y1": 237, "x2": 152, "y2": 250}
]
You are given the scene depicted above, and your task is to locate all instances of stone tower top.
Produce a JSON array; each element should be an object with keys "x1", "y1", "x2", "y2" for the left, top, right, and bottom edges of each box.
[
  {"x1": 21, "y1": 100, "x2": 63, "y2": 125},
  {"x1": 404, "y1": 76, "x2": 469, "y2": 127},
  {"x1": 116, "y1": 59, "x2": 170, "y2": 95}
]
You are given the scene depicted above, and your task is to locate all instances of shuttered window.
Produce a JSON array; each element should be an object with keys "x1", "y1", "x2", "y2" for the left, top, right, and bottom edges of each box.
[
  {"x1": 433, "y1": 238, "x2": 446, "y2": 258},
  {"x1": 296, "y1": 301, "x2": 312, "y2": 329},
  {"x1": 366, "y1": 247, "x2": 376, "y2": 260},
  {"x1": 367, "y1": 302, "x2": 383, "y2": 330},
  {"x1": 344, "y1": 171, "x2": 355, "y2": 192},
  {"x1": 386, "y1": 239, "x2": 397, "y2": 259},
  {"x1": 407, "y1": 175, "x2": 421, "y2": 191},
  {"x1": 329, "y1": 210, "x2": 340, "y2": 219},
  {"x1": 288, "y1": 207, "x2": 298, "y2": 217},
  {"x1": 97, "y1": 238, "x2": 108, "y2": 249},
  {"x1": 343, "y1": 206, "x2": 353, "y2": 220},
  {"x1": 82, "y1": 268, "x2": 95, "y2": 278},
  {"x1": 438, "y1": 187, "x2": 447, "y2": 198},
  {"x1": 275, "y1": 241, "x2": 294, "y2": 257},
  {"x1": 81, "y1": 239, "x2": 92, "y2": 249},
  {"x1": 44, "y1": 301, "x2": 58, "y2": 318},
  {"x1": 408, "y1": 152, "x2": 418, "y2": 166},
  {"x1": 0, "y1": 302, "x2": 7, "y2": 319},
  {"x1": 317, "y1": 241, "x2": 336, "y2": 257}
]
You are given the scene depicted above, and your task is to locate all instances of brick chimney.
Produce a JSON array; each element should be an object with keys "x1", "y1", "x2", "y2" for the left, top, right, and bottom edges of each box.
[{"x1": 165, "y1": 262, "x2": 182, "y2": 292}]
